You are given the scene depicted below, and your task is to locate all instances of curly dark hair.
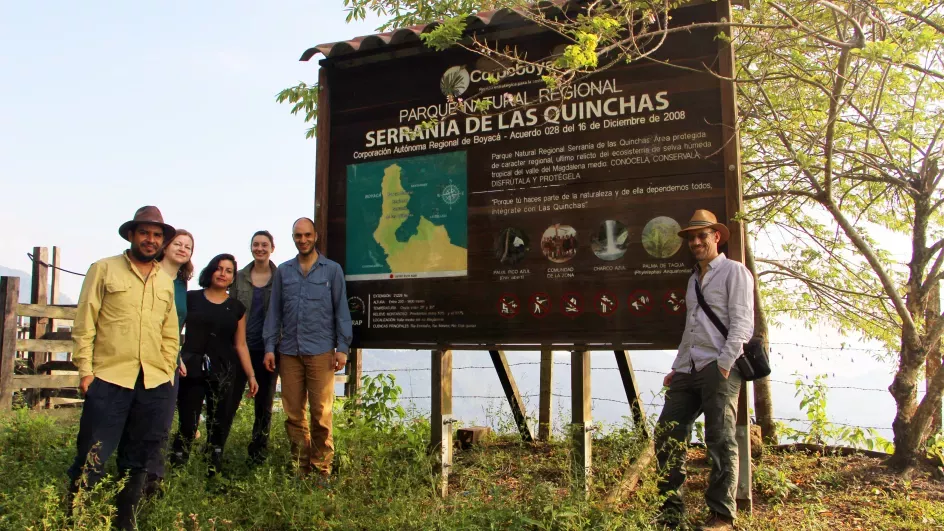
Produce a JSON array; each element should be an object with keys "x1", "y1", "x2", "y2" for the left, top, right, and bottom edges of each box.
[{"x1": 198, "y1": 253, "x2": 237, "y2": 288}]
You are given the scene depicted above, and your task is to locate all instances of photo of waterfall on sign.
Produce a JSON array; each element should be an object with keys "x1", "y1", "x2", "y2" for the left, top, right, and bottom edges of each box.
[{"x1": 591, "y1": 219, "x2": 629, "y2": 261}]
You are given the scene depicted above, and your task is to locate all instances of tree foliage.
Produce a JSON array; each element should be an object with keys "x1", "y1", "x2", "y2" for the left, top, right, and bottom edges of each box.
[{"x1": 735, "y1": 0, "x2": 944, "y2": 468}]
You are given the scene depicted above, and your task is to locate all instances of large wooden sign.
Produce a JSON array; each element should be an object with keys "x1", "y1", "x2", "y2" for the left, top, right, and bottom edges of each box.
[{"x1": 317, "y1": 3, "x2": 739, "y2": 349}]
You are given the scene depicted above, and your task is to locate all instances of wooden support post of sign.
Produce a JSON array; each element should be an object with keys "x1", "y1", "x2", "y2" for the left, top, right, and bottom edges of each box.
[
  {"x1": 489, "y1": 349, "x2": 533, "y2": 442},
  {"x1": 314, "y1": 66, "x2": 331, "y2": 255},
  {"x1": 571, "y1": 349, "x2": 591, "y2": 497},
  {"x1": 0, "y1": 277, "x2": 19, "y2": 411},
  {"x1": 431, "y1": 349, "x2": 453, "y2": 497},
  {"x1": 717, "y1": 0, "x2": 753, "y2": 513},
  {"x1": 614, "y1": 350, "x2": 649, "y2": 439},
  {"x1": 538, "y1": 349, "x2": 553, "y2": 441},
  {"x1": 28, "y1": 247, "x2": 49, "y2": 409},
  {"x1": 736, "y1": 381, "x2": 753, "y2": 511},
  {"x1": 716, "y1": 0, "x2": 744, "y2": 264},
  {"x1": 344, "y1": 348, "x2": 362, "y2": 399}
]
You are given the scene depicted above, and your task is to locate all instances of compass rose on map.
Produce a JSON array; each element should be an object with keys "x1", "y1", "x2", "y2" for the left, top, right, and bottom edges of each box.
[{"x1": 438, "y1": 180, "x2": 463, "y2": 208}]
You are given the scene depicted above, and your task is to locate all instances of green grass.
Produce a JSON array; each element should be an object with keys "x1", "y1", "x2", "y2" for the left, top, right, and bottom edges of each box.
[
  {"x1": 3, "y1": 402, "x2": 944, "y2": 530},
  {"x1": 0, "y1": 402, "x2": 662, "y2": 530}
]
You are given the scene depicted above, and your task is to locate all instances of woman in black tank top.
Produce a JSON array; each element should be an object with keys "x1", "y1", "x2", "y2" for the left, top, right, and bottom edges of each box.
[{"x1": 171, "y1": 254, "x2": 259, "y2": 476}]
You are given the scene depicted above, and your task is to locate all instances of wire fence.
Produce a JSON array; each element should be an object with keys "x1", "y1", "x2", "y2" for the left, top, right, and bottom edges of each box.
[
  {"x1": 13, "y1": 253, "x2": 922, "y2": 436},
  {"x1": 359, "y1": 361, "x2": 909, "y2": 433}
]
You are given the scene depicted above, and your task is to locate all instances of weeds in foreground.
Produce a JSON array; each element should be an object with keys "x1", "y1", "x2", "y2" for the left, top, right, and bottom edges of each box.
[
  {"x1": 778, "y1": 374, "x2": 894, "y2": 452},
  {"x1": 2, "y1": 374, "x2": 943, "y2": 530},
  {"x1": 0, "y1": 376, "x2": 659, "y2": 530}
]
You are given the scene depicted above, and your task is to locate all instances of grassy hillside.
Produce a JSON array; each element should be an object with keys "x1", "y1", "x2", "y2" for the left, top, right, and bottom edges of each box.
[{"x1": 0, "y1": 396, "x2": 941, "y2": 529}]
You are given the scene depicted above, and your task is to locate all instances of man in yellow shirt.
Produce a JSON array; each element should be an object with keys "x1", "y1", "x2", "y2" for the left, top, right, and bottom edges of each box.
[{"x1": 66, "y1": 206, "x2": 179, "y2": 530}]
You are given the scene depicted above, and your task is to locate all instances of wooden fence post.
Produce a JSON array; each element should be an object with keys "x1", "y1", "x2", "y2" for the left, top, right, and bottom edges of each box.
[
  {"x1": 571, "y1": 349, "x2": 592, "y2": 497},
  {"x1": 431, "y1": 349, "x2": 453, "y2": 497},
  {"x1": 28, "y1": 247, "x2": 49, "y2": 409},
  {"x1": 0, "y1": 277, "x2": 20, "y2": 411},
  {"x1": 538, "y1": 349, "x2": 553, "y2": 441},
  {"x1": 50, "y1": 247, "x2": 60, "y2": 338}
]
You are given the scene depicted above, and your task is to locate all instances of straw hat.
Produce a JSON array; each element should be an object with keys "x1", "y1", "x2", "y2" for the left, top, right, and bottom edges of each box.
[
  {"x1": 118, "y1": 206, "x2": 176, "y2": 242},
  {"x1": 677, "y1": 209, "x2": 729, "y2": 245}
]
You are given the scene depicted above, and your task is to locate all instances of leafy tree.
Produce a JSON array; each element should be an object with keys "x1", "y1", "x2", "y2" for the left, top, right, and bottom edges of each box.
[{"x1": 737, "y1": 0, "x2": 944, "y2": 470}]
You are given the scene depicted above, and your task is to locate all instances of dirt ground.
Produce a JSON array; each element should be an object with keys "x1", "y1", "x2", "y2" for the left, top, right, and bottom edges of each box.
[{"x1": 449, "y1": 438, "x2": 944, "y2": 530}]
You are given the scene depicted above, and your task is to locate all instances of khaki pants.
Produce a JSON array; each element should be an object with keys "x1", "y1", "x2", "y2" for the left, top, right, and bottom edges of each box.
[{"x1": 279, "y1": 352, "x2": 335, "y2": 475}]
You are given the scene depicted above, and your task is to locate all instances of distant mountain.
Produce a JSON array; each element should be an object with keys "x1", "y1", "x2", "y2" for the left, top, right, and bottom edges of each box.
[{"x1": 0, "y1": 265, "x2": 76, "y2": 304}]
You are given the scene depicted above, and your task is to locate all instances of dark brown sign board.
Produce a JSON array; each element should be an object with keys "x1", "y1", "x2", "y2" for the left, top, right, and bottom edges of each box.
[{"x1": 314, "y1": 2, "x2": 743, "y2": 350}]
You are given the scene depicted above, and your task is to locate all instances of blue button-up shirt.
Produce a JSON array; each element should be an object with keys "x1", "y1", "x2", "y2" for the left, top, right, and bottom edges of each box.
[{"x1": 263, "y1": 254, "x2": 353, "y2": 356}]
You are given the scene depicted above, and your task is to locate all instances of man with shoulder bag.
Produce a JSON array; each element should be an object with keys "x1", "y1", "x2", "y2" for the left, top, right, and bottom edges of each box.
[{"x1": 655, "y1": 209, "x2": 760, "y2": 531}]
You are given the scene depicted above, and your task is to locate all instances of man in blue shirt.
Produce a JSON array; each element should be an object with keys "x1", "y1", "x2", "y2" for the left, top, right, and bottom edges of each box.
[{"x1": 263, "y1": 217, "x2": 352, "y2": 477}]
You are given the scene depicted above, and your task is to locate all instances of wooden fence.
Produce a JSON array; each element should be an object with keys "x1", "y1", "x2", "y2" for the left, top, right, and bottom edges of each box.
[{"x1": 0, "y1": 246, "x2": 362, "y2": 411}]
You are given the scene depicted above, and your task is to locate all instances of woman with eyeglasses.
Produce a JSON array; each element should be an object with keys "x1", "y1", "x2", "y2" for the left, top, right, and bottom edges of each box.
[{"x1": 171, "y1": 254, "x2": 259, "y2": 476}]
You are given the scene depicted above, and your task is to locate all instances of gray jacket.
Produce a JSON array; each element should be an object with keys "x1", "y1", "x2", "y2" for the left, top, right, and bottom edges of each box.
[{"x1": 230, "y1": 261, "x2": 276, "y2": 321}]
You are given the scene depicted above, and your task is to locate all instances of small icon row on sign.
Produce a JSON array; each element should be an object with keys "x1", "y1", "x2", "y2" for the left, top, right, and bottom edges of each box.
[{"x1": 497, "y1": 289, "x2": 686, "y2": 319}]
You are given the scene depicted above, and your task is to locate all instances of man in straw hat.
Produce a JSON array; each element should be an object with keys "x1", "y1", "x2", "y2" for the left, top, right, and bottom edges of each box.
[
  {"x1": 655, "y1": 209, "x2": 754, "y2": 530},
  {"x1": 66, "y1": 206, "x2": 180, "y2": 530}
]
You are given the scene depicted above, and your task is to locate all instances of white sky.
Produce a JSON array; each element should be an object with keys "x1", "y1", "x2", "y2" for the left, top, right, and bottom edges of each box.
[{"x1": 0, "y1": 1, "x2": 380, "y2": 297}]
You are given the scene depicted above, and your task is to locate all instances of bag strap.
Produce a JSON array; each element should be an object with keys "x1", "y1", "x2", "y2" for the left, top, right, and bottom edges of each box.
[{"x1": 694, "y1": 280, "x2": 729, "y2": 339}]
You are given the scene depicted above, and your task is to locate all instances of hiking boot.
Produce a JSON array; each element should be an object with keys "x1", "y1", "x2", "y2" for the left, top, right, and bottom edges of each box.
[
  {"x1": 207, "y1": 446, "x2": 223, "y2": 478},
  {"x1": 169, "y1": 450, "x2": 187, "y2": 468},
  {"x1": 143, "y1": 474, "x2": 163, "y2": 500},
  {"x1": 697, "y1": 512, "x2": 734, "y2": 531},
  {"x1": 115, "y1": 471, "x2": 147, "y2": 531}
]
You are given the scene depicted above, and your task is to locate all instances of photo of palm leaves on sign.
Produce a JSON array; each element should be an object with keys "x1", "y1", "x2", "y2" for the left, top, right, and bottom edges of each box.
[{"x1": 642, "y1": 216, "x2": 683, "y2": 258}]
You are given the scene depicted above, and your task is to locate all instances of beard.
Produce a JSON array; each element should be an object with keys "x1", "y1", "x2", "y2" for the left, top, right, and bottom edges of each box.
[{"x1": 130, "y1": 245, "x2": 159, "y2": 262}]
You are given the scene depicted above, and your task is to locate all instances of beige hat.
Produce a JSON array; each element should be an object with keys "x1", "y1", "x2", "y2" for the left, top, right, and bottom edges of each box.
[{"x1": 677, "y1": 209, "x2": 729, "y2": 245}]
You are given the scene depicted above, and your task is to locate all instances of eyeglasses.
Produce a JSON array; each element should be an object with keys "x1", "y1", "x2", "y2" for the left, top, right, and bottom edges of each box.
[{"x1": 685, "y1": 230, "x2": 715, "y2": 242}]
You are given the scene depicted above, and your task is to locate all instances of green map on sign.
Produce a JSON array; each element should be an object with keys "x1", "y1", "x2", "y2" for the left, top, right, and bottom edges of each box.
[{"x1": 346, "y1": 151, "x2": 468, "y2": 280}]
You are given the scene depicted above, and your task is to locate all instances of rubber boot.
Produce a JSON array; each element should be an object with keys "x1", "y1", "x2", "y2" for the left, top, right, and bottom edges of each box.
[{"x1": 115, "y1": 471, "x2": 147, "y2": 530}]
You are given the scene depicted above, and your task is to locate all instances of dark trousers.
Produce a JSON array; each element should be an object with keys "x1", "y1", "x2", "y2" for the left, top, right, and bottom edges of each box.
[
  {"x1": 242, "y1": 349, "x2": 278, "y2": 460},
  {"x1": 68, "y1": 372, "x2": 174, "y2": 486},
  {"x1": 171, "y1": 366, "x2": 245, "y2": 470},
  {"x1": 145, "y1": 371, "x2": 179, "y2": 481},
  {"x1": 656, "y1": 361, "x2": 743, "y2": 519},
  {"x1": 67, "y1": 372, "x2": 174, "y2": 529}
]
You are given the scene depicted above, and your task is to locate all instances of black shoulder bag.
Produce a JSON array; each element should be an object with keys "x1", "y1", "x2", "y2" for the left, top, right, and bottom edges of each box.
[{"x1": 693, "y1": 281, "x2": 771, "y2": 381}]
